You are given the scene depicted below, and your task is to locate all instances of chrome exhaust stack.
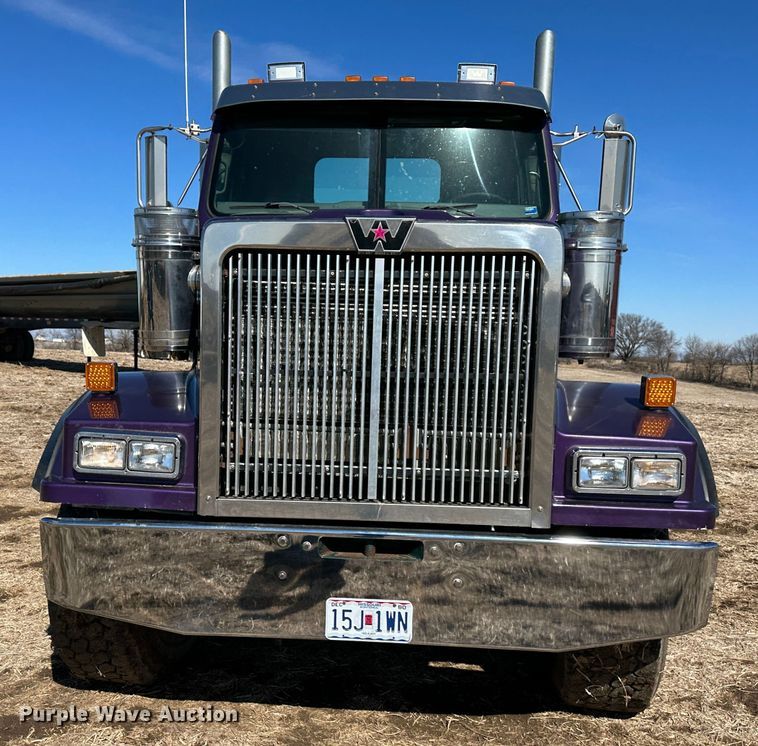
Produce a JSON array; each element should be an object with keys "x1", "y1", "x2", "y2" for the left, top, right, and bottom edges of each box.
[
  {"x1": 212, "y1": 30, "x2": 231, "y2": 112},
  {"x1": 533, "y1": 30, "x2": 555, "y2": 109}
]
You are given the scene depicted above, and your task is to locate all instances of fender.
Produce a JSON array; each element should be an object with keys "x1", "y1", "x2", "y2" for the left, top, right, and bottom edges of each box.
[
  {"x1": 35, "y1": 369, "x2": 198, "y2": 513},
  {"x1": 552, "y1": 380, "x2": 717, "y2": 530},
  {"x1": 33, "y1": 396, "x2": 82, "y2": 493}
]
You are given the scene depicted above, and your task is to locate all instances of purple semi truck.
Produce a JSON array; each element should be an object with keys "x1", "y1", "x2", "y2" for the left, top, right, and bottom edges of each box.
[{"x1": 34, "y1": 30, "x2": 717, "y2": 713}]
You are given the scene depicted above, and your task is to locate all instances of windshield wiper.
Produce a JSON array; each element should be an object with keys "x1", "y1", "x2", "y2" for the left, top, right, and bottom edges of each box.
[
  {"x1": 227, "y1": 202, "x2": 314, "y2": 214},
  {"x1": 422, "y1": 203, "x2": 478, "y2": 217},
  {"x1": 264, "y1": 201, "x2": 313, "y2": 213}
]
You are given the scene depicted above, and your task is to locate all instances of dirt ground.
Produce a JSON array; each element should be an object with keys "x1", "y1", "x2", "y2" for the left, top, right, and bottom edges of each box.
[{"x1": 0, "y1": 350, "x2": 755, "y2": 745}]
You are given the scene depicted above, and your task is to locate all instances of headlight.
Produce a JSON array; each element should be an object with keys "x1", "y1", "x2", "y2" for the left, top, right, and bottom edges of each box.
[
  {"x1": 577, "y1": 456, "x2": 628, "y2": 489},
  {"x1": 631, "y1": 458, "x2": 682, "y2": 491},
  {"x1": 77, "y1": 438, "x2": 126, "y2": 471},
  {"x1": 128, "y1": 440, "x2": 177, "y2": 474},
  {"x1": 573, "y1": 450, "x2": 685, "y2": 496},
  {"x1": 75, "y1": 432, "x2": 181, "y2": 478}
]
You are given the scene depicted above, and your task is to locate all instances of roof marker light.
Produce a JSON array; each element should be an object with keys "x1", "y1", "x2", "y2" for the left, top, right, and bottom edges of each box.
[
  {"x1": 345, "y1": 75, "x2": 362, "y2": 82},
  {"x1": 499, "y1": 80, "x2": 516, "y2": 86},
  {"x1": 457, "y1": 63, "x2": 497, "y2": 84},
  {"x1": 267, "y1": 62, "x2": 306, "y2": 83},
  {"x1": 247, "y1": 77, "x2": 264, "y2": 85},
  {"x1": 399, "y1": 76, "x2": 416, "y2": 82},
  {"x1": 372, "y1": 75, "x2": 389, "y2": 82}
]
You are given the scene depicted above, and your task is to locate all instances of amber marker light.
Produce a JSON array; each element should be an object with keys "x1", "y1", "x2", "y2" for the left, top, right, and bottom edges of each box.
[
  {"x1": 499, "y1": 81, "x2": 517, "y2": 86},
  {"x1": 640, "y1": 375, "x2": 677, "y2": 408},
  {"x1": 372, "y1": 75, "x2": 389, "y2": 82},
  {"x1": 636, "y1": 413, "x2": 672, "y2": 439},
  {"x1": 247, "y1": 77, "x2": 264, "y2": 84},
  {"x1": 399, "y1": 76, "x2": 416, "y2": 82},
  {"x1": 345, "y1": 75, "x2": 362, "y2": 82},
  {"x1": 88, "y1": 398, "x2": 120, "y2": 420},
  {"x1": 85, "y1": 361, "x2": 118, "y2": 393}
]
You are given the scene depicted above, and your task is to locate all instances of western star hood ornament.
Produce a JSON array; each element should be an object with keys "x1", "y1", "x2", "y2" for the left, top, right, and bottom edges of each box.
[{"x1": 346, "y1": 217, "x2": 416, "y2": 253}]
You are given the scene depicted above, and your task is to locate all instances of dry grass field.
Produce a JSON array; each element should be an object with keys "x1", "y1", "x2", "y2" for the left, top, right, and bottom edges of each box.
[{"x1": 1, "y1": 350, "x2": 756, "y2": 745}]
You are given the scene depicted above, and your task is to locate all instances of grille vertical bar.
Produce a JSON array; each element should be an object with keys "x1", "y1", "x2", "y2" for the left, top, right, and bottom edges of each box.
[{"x1": 221, "y1": 250, "x2": 538, "y2": 508}]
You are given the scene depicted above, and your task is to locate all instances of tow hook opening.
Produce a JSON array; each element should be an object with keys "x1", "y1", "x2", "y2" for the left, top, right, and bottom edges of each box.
[{"x1": 317, "y1": 537, "x2": 423, "y2": 561}]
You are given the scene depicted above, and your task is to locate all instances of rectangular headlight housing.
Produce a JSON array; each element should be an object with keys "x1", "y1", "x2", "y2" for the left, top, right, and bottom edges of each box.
[
  {"x1": 128, "y1": 440, "x2": 177, "y2": 474},
  {"x1": 77, "y1": 437, "x2": 126, "y2": 471},
  {"x1": 631, "y1": 458, "x2": 682, "y2": 492},
  {"x1": 573, "y1": 450, "x2": 685, "y2": 496},
  {"x1": 74, "y1": 432, "x2": 181, "y2": 479},
  {"x1": 577, "y1": 456, "x2": 628, "y2": 489}
]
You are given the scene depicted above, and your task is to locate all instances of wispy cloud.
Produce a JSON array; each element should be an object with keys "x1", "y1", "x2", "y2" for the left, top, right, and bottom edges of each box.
[
  {"x1": 3, "y1": 0, "x2": 182, "y2": 70},
  {"x1": 234, "y1": 40, "x2": 343, "y2": 82},
  {"x1": 3, "y1": 0, "x2": 344, "y2": 84}
]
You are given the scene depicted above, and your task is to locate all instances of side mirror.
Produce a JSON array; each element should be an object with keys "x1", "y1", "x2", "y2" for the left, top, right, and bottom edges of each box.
[
  {"x1": 145, "y1": 134, "x2": 168, "y2": 208},
  {"x1": 598, "y1": 114, "x2": 636, "y2": 214}
]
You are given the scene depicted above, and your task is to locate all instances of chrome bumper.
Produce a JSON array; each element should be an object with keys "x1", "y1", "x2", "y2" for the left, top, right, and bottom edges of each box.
[{"x1": 41, "y1": 518, "x2": 717, "y2": 652}]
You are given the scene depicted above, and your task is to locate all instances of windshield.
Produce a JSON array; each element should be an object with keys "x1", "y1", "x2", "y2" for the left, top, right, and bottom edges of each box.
[{"x1": 210, "y1": 105, "x2": 550, "y2": 219}]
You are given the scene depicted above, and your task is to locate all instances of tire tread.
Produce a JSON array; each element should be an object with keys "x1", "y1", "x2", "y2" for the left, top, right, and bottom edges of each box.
[
  {"x1": 48, "y1": 602, "x2": 190, "y2": 686},
  {"x1": 554, "y1": 639, "x2": 667, "y2": 714}
]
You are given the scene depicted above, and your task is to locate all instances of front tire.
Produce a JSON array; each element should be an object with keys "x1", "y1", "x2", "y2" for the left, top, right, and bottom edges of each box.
[
  {"x1": 48, "y1": 602, "x2": 192, "y2": 686},
  {"x1": 554, "y1": 639, "x2": 667, "y2": 714}
]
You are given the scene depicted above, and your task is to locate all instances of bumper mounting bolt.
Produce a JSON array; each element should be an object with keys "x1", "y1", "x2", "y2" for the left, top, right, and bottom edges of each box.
[
  {"x1": 452, "y1": 576, "x2": 464, "y2": 589},
  {"x1": 276, "y1": 535, "x2": 291, "y2": 548},
  {"x1": 453, "y1": 541, "x2": 465, "y2": 554},
  {"x1": 302, "y1": 540, "x2": 314, "y2": 552},
  {"x1": 429, "y1": 544, "x2": 441, "y2": 557},
  {"x1": 277, "y1": 570, "x2": 288, "y2": 581}
]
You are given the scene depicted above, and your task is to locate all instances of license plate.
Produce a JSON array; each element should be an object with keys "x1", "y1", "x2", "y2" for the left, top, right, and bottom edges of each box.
[{"x1": 325, "y1": 597, "x2": 413, "y2": 643}]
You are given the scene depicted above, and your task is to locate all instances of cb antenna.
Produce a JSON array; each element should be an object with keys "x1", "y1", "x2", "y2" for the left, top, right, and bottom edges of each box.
[
  {"x1": 183, "y1": 0, "x2": 190, "y2": 132},
  {"x1": 177, "y1": 0, "x2": 207, "y2": 138}
]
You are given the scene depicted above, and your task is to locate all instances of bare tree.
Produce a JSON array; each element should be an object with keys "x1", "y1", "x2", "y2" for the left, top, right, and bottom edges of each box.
[
  {"x1": 682, "y1": 334, "x2": 705, "y2": 379},
  {"x1": 734, "y1": 333, "x2": 758, "y2": 390},
  {"x1": 688, "y1": 340, "x2": 732, "y2": 383},
  {"x1": 712, "y1": 342, "x2": 733, "y2": 384},
  {"x1": 700, "y1": 343, "x2": 720, "y2": 383},
  {"x1": 646, "y1": 323, "x2": 678, "y2": 373},
  {"x1": 62, "y1": 329, "x2": 81, "y2": 350},
  {"x1": 107, "y1": 328, "x2": 134, "y2": 352},
  {"x1": 615, "y1": 313, "x2": 658, "y2": 362}
]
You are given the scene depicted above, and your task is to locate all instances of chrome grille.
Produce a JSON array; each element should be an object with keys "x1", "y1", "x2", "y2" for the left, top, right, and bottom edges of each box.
[{"x1": 220, "y1": 251, "x2": 538, "y2": 507}]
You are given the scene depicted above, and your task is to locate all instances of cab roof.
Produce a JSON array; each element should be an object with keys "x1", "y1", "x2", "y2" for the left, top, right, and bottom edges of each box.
[{"x1": 215, "y1": 80, "x2": 549, "y2": 114}]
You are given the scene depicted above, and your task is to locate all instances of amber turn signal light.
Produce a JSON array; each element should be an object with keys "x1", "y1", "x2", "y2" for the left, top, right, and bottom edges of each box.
[
  {"x1": 640, "y1": 375, "x2": 676, "y2": 408},
  {"x1": 85, "y1": 361, "x2": 118, "y2": 393}
]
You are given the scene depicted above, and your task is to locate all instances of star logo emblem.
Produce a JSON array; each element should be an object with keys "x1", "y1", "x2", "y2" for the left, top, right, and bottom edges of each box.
[{"x1": 345, "y1": 218, "x2": 416, "y2": 253}]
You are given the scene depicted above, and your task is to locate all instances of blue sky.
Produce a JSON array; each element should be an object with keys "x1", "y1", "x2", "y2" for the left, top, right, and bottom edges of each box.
[{"x1": 1, "y1": 0, "x2": 756, "y2": 342}]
